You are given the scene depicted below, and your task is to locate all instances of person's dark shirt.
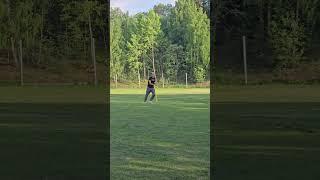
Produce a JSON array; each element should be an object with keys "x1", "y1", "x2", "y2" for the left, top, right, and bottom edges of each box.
[{"x1": 148, "y1": 77, "x2": 156, "y2": 88}]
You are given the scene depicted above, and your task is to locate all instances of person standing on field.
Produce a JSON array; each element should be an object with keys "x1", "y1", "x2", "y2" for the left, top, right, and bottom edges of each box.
[{"x1": 144, "y1": 72, "x2": 156, "y2": 103}]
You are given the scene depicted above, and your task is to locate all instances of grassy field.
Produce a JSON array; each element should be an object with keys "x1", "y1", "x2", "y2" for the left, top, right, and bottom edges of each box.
[
  {"x1": 3, "y1": 85, "x2": 318, "y2": 179},
  {"x1": 212, "y1": 85, "x2": 320, "y2": 180},
  {"x1": 111, "y1": 88, "x2": 210, "y2": 179},
  {"x1": 0, "y1": 86, "x2": 108, "y2": 180}
]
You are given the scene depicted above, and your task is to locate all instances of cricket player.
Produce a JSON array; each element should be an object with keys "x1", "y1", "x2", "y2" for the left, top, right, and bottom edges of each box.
[{"x1": 144, "y1": 72, "x2": 156, "y2": 103}]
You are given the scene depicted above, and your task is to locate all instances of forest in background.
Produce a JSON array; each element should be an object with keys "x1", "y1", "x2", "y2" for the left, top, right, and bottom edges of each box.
[
  {"x1": 213, "y1": 0, "x2": 320, "y2": 84},
  {"x1": 0, "y1": 0, "x2": 108, "y2": 85},
  {"x1": 111, "y1": 0, "x2": 210, "y2": 85},
  {"x1": 2, "y1": 0, "x2": 318, "y2": 85}
]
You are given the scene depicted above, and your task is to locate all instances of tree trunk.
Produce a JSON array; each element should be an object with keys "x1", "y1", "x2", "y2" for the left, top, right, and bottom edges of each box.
[
  {"x1": 161, "y1": 70, "x2": 164, "y2": 88},
  {"x1": 138, "y1": 71, "x2": 141, "y2": 88},
  {"x1": 65, "y1": 26, "x2": 69, "y2": 56},
  {"x1": 6, "y1": 0, "x2": 10, "y2": 20},
  {"x1": 83, "y1": 35, "x2": 87, "y2": 61},
  {"x1": 92, "y1": 38, "x2": 97, "y2": 86},
  {"x1": 242, "y1": 0, "x2": 246, "y2": 8},
  {"x1": 176, "y1": 52, "x2": 179, "y2": 83},
  {"x1": 38, "y1": 7, "x2": 44, "y2": 64},
  {"x1": 89, "y1": 13, "x2": 93, "y2": 59},
  {"x1": 152, "y1": 45, "x2": 156, "y2": 76},
  {"x1": 296, "y1": 0, "x2": 299, "y2": 21},
  {"x1": 267, "y1": 0, "x2": 271, "y2": 36},
  {"x1": 259, "y1": 0, "x2": 263, "y2": 24},
  {"x1": 103, "y1": 28, "x2": 108, "y2": 63},
  {"x1": 7, "y1": 51, "x2": 10, "y2": 64},
  {"x1": 143, "y1": 61, "x2": 146, "y2": 79},
  {"x1": 26, "y1": 31, "x2": 29, "y2": 58},
  {"x1": 89, "y1": 14, "x2": 97, "y2": 86},
  {"x1": 10, "y1": 38, "x2": 18, "y2": 66},
  {"x1": 19, "y1": 40, "x2": 23, "y2": 86}
]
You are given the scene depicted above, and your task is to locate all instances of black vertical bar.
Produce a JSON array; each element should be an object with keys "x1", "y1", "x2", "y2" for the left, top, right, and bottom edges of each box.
[
  {"x1": 106, "y1": 0, "x2": 110, "y2": 179},
  {"x1": 210, "y1": 0, "x2": 215, "y2": 179}
]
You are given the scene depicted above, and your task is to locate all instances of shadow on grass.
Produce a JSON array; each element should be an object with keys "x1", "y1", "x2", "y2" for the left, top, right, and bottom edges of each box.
[
  {"x1": 0, "y1": 103, "x2": 108, "y2": 180},
  {"x1": 212, "y1": 101, "x2": 320, "y2": 180}
]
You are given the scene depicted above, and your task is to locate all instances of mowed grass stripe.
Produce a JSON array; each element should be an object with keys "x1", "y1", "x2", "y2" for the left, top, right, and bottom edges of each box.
[
  {"x1": 111, "y1": 88, "x2": 209, "y2": 95},
  {"x1": 213, "y1": 85, "x2": 320, "y2": 180},
  {"x1": 0, "y1": 87, "x2": 108, "y2": 178},
  {"x1": 111, "y1": 89, "x2": 209, "y2": 179}
]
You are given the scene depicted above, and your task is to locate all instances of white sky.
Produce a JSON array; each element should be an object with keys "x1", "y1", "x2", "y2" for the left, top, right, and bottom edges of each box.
[{"x1": 111, "y1": 0, "x2": 176, "y2": 15}]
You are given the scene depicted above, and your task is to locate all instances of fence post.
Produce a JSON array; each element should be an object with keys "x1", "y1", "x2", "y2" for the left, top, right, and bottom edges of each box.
[
  {"x1": 185, "y1": 73, "x2": 188, "y2": 88},
  {"x1": 242, "y1": 36, "x2": 248, "y2": 85},
  {"x1": 11, "y1": 37, "x2": 18, "y2": 67},
  {"x1": 161, "y1": 71, "x2": 164, "y2": 88},
  {"x1": 138, "y1": 72, "x2": 141, "y2": 88},
  {"x1": 115, "y1": 74, "x2": 118, "y2": 88},
  {"x1": 92, "y1": 38, "x2": 97, "y2": 86},
  {"x1": 19, "y1": 39, "x2": 23, "y2": 86}
]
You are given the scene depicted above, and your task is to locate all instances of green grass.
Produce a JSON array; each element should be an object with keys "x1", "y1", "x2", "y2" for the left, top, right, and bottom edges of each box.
[
  {"x1": 0, "y1": 87, "x2": 108, "y2": 180},
  {"x1": 3, "y1": 85, "x2": 317, "y2": 179},
  {"x1": 111, "y1": 88, "x2": 210, "y2": 179},
  {"x1": 212, "y1": 85, "x2": 320, "y2": 180}
]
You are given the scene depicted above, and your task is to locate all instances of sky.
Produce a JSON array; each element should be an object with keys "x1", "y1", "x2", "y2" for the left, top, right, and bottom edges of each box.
[{"x1": 111, "y1": 0, "x2": 176, "y2": 15}]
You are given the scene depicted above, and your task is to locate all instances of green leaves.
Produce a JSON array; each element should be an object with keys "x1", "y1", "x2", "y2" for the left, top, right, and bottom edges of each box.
[
  {"x1": 126, "y1": 10, "x2": 161, "y2": 76},
  {"x1": 110, "y1": 0, "x2": 210, "y2": 83},
  {"x1": 61, "y1": 0, "x2": 106, "y2": 59},
  {"x1": 270, "y1": 10, "x2": 307, "y2": 71},
  {"x1": 168, "y1": 0, "x2": 210, "y2": 82}
]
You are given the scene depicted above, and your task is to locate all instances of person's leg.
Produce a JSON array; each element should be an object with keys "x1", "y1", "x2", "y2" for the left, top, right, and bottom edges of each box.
[
  {"x1": 144, "y1": 87, "x2": 151, "y2": 102},
  {"x1": 150, "y1": 88, "x2": 156, "y2": 101}
]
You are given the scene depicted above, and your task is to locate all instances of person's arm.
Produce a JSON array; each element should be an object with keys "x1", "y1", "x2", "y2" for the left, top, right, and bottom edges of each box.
[{"x1": 148, "y1": 80, "x2": 155, "y2": 85}]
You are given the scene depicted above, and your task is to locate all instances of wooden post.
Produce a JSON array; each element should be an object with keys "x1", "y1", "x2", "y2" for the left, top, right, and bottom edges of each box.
[
  {"x1": 11, "y1": 37, "x2": 18, "y2": 66},
  {"x1": 19, "y1": 40, "x2": 23, "y2": 86},
  {"x1": 7, "y1": 51, "x2": 10, "y2": 64},
  {"x1": 115, "y1": 74, "x2": 118, "y2": 88},
  {"x1": 138, "y1": 72, "x2": 141, "y2": 88},
  {"x1": 161, "y1": 71, "x2": 164, "y2": 88},
  {"x1": 185, "y1": 73, "x2": 188, "y2": 88},
  {"x1": 242, "y1": 36, "x2": 248, "y2": 85},
  {"x1": 92, "y1": 38, "x2": 97, "y2": 86}
]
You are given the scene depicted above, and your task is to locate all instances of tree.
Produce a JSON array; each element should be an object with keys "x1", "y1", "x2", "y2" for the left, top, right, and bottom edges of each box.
[
  {"x1": 127, "y1": 10, "x2": 161, "y2": 77},
  {"x1": 61, "y1": 0, "x2": 105, "y2": 60},
  {"x1": 169, "y1": 0, "x2": 210, "y2": 82},
  {"x1": 110, "y1": 8, "x2": 125, "y2": 79},
  {"x1": 270, "y1": 10, "x2": 306, "y2": 71}
]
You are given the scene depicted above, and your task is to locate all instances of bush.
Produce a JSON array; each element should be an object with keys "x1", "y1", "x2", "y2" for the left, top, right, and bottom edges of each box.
[
  {"x1": 270, "y1": 11, "x2": 307, "y2": 73},
  {"x1": 194, "y1": 66, "x2": 206, "y2": 83}
]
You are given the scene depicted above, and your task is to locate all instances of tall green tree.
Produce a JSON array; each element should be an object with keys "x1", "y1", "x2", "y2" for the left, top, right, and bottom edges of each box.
[
  {"x1": 169, "y1": 0, "x2": 210, "y2": 82},
  {"x1": 127, "y1": 10, "x2": 161, "y2": 77},
  {"x1": 110, "y1": 8, "x2": 125, "y2": 80}
]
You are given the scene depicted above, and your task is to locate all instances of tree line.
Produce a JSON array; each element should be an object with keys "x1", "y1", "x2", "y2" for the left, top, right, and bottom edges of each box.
[
  {"x1": 213, "y1": 0, "x2": 320, "y2": 80},
  {"x1": 111, "y1": 0, "x2": 210, "y2": 84},
  {"x1": 0, "y1": 0, "x2": 108, "y2": 66}
]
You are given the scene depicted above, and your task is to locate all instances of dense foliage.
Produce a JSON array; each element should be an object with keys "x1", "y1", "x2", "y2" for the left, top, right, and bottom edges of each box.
[
  {"x1": 214, "y1": 0, "x2": 320, "y2": 81},
  {"x1": 0, "y1": 0, "x2": 108, "y2": 64},
  {"x1": 111, "y1": 0, "x2": 210, "y2": 83}
]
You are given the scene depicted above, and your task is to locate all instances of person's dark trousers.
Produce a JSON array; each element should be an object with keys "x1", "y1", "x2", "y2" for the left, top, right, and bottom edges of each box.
[{"x1": 144, "y1": 87, "x2": 155, "y2": 102}]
